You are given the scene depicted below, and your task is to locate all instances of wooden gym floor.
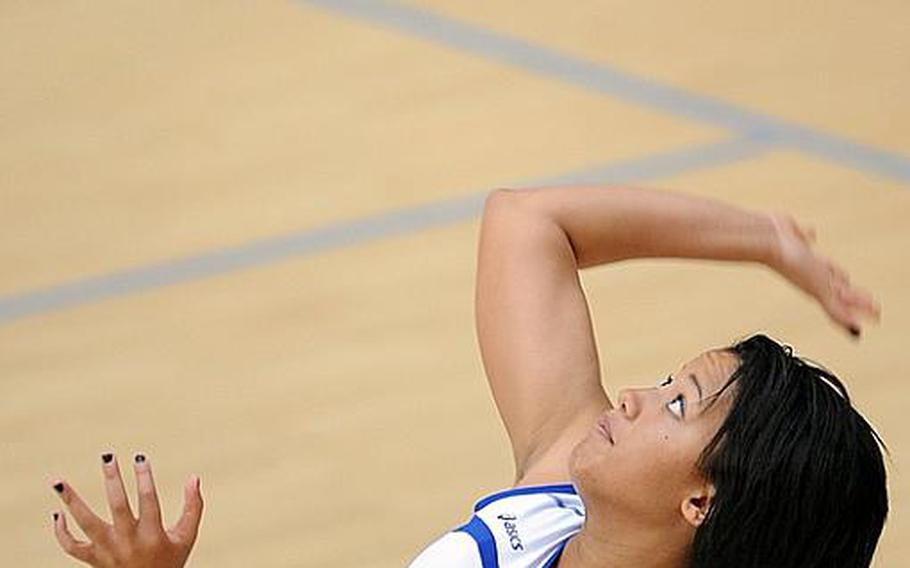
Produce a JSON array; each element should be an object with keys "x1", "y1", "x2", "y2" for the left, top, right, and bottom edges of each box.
[{"x1": 2, "y1": 1, "x2": 908, "y2": 565}]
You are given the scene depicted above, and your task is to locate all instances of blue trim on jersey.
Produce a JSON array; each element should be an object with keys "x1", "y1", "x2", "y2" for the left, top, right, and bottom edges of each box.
[
  {"x1": 456, "y1": 516, "x2": 500, "y2": 568},
  {"x1": 474, "y1": 483, "x2": 577, "y2": 512},
  {"x1": 551, "y1": 494, "x2": 585, "y2": 517},
  {"x1": 541, "y1": 538, "x2": 571, "y2": 568}
]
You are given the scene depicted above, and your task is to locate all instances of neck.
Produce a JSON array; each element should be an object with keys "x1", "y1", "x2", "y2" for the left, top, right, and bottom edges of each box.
[{"x1": 559, "y1": 508, "x2": 691, "y2": 568}]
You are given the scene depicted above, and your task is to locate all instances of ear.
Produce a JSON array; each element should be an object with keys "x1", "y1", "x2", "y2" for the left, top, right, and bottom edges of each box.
[{"x1": 680, "y1": 483, "x2": 716, "y2": 528}]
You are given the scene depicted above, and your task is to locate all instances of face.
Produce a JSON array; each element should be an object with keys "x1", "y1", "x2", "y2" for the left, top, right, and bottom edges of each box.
[{"x1": 569, "y1": 349, "x2": 740, "y2": 527}]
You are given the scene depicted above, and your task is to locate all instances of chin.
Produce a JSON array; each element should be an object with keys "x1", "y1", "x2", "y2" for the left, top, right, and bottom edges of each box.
[
  {"x1": 567, "y1": 440, "x2": 582, "y2": 479},
  {"x1": 567, "y1": 435, "x2": 599, "y2": 488}
]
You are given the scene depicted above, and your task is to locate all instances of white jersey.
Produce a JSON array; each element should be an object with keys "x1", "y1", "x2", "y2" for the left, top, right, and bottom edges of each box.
[{"x1": 409, "y1": 483, "x2": 585, "y2": 568}]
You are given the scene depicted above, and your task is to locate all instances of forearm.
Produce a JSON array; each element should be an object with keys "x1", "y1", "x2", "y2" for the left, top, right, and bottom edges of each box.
[{"x1": 503, "y1": 186, "x2": 779, "y2": 270}]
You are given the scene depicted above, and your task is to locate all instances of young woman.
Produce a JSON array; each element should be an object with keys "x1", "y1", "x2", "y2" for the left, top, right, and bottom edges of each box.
[{"x1": 49, "y1": 186, "x2": 888, "y2": 567}]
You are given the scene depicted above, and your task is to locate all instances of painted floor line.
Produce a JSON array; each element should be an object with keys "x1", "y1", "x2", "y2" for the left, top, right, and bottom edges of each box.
[
  {"x1": 298, "y1": 0, "x2": 910, "y2": 184},
  {"x1": 0, "y1": 137, "x2": 770, "y2": 325}
]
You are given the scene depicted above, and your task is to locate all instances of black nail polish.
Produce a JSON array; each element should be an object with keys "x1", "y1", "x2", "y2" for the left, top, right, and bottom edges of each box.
[
  {"x1": 134, "y1": 454, "x2": 146, "y2": 464},
  {"x1": 849, "y1": 326, "x2": 861, "y2": 338},
  {"x1": 102, "y1": 453, "x2": 113, "y2": 464},
  {"x1": 53, "y1": 512, "x2": 59, "y2": 521},
  {"x1": 53, "y1": 482, "x2": 64, "y2": 494}
]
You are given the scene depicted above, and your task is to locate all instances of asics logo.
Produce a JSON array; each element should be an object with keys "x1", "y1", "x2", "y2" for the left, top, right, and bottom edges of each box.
[{"x1": 496, "y1": 514, "x2": 524, "y2": 551}]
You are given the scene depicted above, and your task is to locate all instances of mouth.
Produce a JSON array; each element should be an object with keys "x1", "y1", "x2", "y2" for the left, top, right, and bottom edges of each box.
[{"x1": 597, "y1": 416, "x2": 614, "y2": 445}]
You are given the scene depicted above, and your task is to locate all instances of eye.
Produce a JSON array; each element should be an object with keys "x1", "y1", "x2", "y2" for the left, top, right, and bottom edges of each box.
[{"x1": 667, "y1": 394, "x2": 686, "y2": 419}]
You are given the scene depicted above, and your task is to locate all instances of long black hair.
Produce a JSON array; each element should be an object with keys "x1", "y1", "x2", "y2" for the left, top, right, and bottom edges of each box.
[{"x1": 689, "y1": 334, "x2": 889, "y2": 567}]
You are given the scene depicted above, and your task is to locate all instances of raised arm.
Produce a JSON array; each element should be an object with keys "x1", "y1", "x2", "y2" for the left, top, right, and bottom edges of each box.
[{"x1": 475, "y1": 186, "x2": 879, "y2": 483}]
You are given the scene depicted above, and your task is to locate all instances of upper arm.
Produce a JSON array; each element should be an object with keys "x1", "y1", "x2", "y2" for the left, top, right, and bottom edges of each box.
[{"x1": 475, "y1": 189, "x2": 611, "y2": 480}]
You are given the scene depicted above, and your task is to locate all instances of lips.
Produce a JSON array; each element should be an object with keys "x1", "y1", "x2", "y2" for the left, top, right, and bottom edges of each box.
[{"x1": 597, "y1": 416, "x2": 614, "y2": 444}]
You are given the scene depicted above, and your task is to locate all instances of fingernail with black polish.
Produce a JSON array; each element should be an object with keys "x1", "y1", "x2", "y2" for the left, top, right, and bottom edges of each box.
[
  {"x1": 135, "y1": 453, "x2": 146, "y2": 464},
  {"x1": 53, "y1": 512, "x2": 59, "y2": 522},
  {"x1": 849, "y1": 326, "x2": 861, "y2": 338},
  {"x1": 53, "y1": 482, "x2": 64, "y2": 494},
  {"x1": 102, "y1": 453, "x2": 113, "y2": 464}
]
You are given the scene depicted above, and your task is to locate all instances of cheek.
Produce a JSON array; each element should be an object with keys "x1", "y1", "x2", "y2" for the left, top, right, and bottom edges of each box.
[
  {"x1": 570, "y1": 421, "x2": 712, "y2": 502},
  {"x1": 570, "y1": 428, "x2": 654, "y2": 479},
  {"x1": 621, "y1": 428, "x2": 691, "y2": 482},
  {"x1": 651, "y1": 429, "x2": 709, "y2": 477},
  {"x1": 579, "y1": 429, "x2": 698, "y2": 499}
]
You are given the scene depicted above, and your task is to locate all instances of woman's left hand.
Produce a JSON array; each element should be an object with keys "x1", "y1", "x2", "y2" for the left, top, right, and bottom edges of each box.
[
  {"x1": 768, "y1": 213, "x2": 881, "y2": 338},
  {"x1": 50, "y1": 453, "x2": 203, "y2": 567}
]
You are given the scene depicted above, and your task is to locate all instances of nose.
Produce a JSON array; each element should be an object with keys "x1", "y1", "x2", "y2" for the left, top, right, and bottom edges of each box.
[{"x1": 616, "y1": 387, "x2": 641, "y2": 419}]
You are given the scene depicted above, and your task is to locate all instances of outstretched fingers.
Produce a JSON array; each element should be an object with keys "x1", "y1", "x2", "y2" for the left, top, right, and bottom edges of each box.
[
  {"x1": 133, "y1": 454, "x2": 163, "y2": 532},
  {"x1": 51, "y1": 479, "x2": 108, "y2": 543},
  {"x1": 101, "y1": 453, "x2": 136, "y2": 531},
  {"x1": 52, "y1": 510, "x2": 96, "y2": 564},
  {"x1": 825, "y1": 282, "x2": 881, "y2": 337},
  {"x1": 842, "y1": 285, "x2": 881, "y2": 322},
  {"x1": 168, "y1": 475, "x2": 204, "y2": 548},
  {"x1": 50, "y1": 453, "x2": 205, "y2": 567},
  {"x1": 815, "y1": 255, "x2": 880, "y2": 337}
]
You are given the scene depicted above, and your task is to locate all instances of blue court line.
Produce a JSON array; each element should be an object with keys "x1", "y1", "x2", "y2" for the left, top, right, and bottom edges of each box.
[
  {"x1": 0, "y1": 136, "x2": 771, "y2": 324},
  {"x1": 298, "y1": 0, "x2": 910, "y2": 184}
]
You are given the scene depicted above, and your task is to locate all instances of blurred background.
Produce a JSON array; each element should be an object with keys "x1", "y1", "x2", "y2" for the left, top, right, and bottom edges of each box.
[{"x1": 2, "y1": 1, "x2": 908, "y2": 565}]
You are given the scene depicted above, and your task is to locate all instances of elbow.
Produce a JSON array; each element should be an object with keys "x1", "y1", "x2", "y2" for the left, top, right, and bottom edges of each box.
[
  {"x1": 483, "y1": 188, "x2": 531, "y2": 217},
  {"x1": 486, "y1": 187, "x2": 519, "y2": 202}
]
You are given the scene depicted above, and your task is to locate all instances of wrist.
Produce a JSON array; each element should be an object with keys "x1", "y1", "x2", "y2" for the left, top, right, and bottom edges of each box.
[{"x1": 762, "y1": 212, "x2": 788, "y2": 271}]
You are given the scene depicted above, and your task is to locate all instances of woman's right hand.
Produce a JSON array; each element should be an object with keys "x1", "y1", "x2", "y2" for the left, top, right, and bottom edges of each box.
[
  {"x1": 50, "y1": 453, "x2": 203, "y2": 567},
  {"x1": 768, "y1": 213, "x2": 881, "y2": 338}
]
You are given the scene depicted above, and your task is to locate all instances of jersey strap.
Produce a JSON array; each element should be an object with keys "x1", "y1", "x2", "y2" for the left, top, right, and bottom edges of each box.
[{"x1": 455, "y1": 515, "x2": 500, "y2": 568}]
